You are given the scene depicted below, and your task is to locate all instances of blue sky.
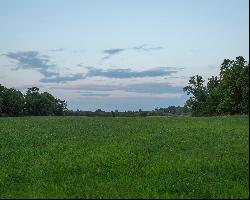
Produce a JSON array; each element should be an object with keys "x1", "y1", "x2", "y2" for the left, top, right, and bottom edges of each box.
[{"x1": 0, "y1": 0, "x2": 249, "y2": 111}]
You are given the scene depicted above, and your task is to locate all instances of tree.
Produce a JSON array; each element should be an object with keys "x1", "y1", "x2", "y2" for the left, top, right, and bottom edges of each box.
[
  {"x1": 39, "y1": 92, "x2": 56, "y2": 116},
  {"x1": 1, "y1": 88, "x2": 25, "y2": 116},
  {"x1": 0, "y1": 97, "x2": 3, "y2": 114},
  {"x1": 175, "y1": 105, "x2": 191, "y2": 115},
  {"x1": 239, "y1": 62, "x2": 249, "y2": 114},
  {"x1": 205, "y1": 76, "x2": 220, "y2": 115},
  {"x1": 217, "y1": 56, "x2": 248, "y2": 114},
  {"x1": 54, "y1": 98, "x2": 67, "y2": 116},
  {"x1": 183, "y1": 56, "x2": 249, "y2": 116},
  {"x1": 24, "y1": 87, "x2": 67, "y2": 116},
  {"x1": 183, "y1": 75, "x2": 207, "y2": 116},
  {"x1": 0, "y1": 84, "x2": 68, "y2": 117},
  {"x1": 0, "y1": 84, "x2": 5, "y2": 114},
  {"x1": 25, "y1": 87, "x2": 42, "y2": 115}
]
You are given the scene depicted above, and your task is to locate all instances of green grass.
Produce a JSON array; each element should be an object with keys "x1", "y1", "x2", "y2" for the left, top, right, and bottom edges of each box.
[{"x1": 0, "y1": 116, "x2": 248, "y2": 199}]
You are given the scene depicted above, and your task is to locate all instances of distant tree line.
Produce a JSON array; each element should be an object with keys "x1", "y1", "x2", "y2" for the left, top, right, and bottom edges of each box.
[
  {"x1": 0, "y1": 86, "x2": 67, "y2": 117},
  {"x1": 64, "y1": 106, "x2": 191, "y2": 117},
  {"x1": 183, "y1": 56, "x2": 249, "y2": 116},
  {"x1": 0, "y1": 83, "x2": 190, "y2": 118}
]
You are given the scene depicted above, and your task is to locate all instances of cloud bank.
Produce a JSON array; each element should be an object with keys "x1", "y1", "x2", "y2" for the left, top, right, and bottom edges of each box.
[
  {"x1": 102, "y1": 48, "x2": 126, "y2": 60},
  {"x1": 132, "y1": 44, "x2": 164, "y2": 51},
  {"x1": 50, "y1": 82, "x2": 183, "y2": 95},
  {"x1": 86, "y1": 67, "x2": 179, "y2": 79},
  {"x1": 40, "y1": 73, "x2": 84, "y2": 83},
  {"x1": 4, "y1": 51, "x2": 58, "y2": 77},
  {"x1": 40, "y1": 67, "x2": 181, "y2": 83}
]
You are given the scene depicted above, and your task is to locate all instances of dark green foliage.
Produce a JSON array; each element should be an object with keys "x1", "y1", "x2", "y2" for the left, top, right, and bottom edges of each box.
[
  {"x1": 0, "y1": 86, "x2": 25, "y2": 116},
  {"x1": 184, "y1": 56, "x2": 249, "y2": 116},
  {"x1": 0, "y1": 97, "x2": 2, "y2": 113},
  {"x1": 39, "y1": 92, "x2": 57, "y2": 115},
  {"x1": 204, "y1": 76, "x2": 221, "y2": 115},
  {"x1": 0, "y1": 85, "x2": 67, "y2": 116},
  {"x1": 183, "y1": 75, "x2": 208, "y2": 116},
  {"x1": 54, "y1": 98, "x2": 67, "y2": 116},
  {"x1": 240, "y1": 64, "x2": 249, "y2": 113},
  {"x1": 217, "y1": 56, "x2": 248, "y2": 114},
  {"x1": 0, "y1": 116, "x2": 248, "y2": 198},
  {"x1": 64, "y1": 106, "x2": 190, "y2": 117},
  {"x1": 154, "y1": 106, "x2": 191, "y2": 115},
  {"x1": 25, "y1": 87, "x2": 43, "y2": 115},
  {"x1": 0, "y1": 85, "x2": 4, "y2": 113}
]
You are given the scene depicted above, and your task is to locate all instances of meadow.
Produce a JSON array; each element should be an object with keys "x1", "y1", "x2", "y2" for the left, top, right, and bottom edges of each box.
[{"x1": 0, "y1": 116, "x2": 248, "y2": 199}]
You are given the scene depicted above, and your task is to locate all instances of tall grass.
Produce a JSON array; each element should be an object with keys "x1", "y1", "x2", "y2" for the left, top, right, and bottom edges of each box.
[{"x1": 0, "y1": 116, "x2": 248, "y2": 198}]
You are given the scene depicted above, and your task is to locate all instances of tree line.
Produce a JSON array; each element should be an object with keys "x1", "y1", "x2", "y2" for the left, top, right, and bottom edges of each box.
[
  {"x1": 0, "y1": 84, "x2": 190, "y2": 117},
  {"x1": 0, "y1": 86, "x2": 67, "y2": 117},
  {"x1": 65, "y1": 106, "x2": 191, "y2": 117},
  {"x1": 183, "y1": 56, "x2": 249, "y2": 116}
]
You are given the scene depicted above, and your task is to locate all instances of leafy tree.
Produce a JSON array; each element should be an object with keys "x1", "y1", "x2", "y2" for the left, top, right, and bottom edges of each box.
[
  {"x1": 0, "y1": 97, "x2": 3, "y2": 114},
  {"x1": 39, "y1": 92, "x2": 56, "y2": 116},
  {"x1": 1, "y1": 88, "x2": 25, "y2": 116},
  {"x1": 0, "y1": 84, "x2": 68, "y2": 117},
  {"x1": 54, "y1": 98, "x2": 67, "y2": 116},
  {"x1": 239, "y1": 62, "x2": 249, "y2": 114},
  {"x1": 183, "y1": 75, "x2": 207, "y2": 116},
  {"x1": 24, "y1": 87, "x2": 42, "y2": 115},
  {"x1": 24, "y1": 87, "x2": 67, "y2": 116},
  {"x1": 166, "y1": 106, "x2": 178, "y2": 114},
  {"x1": 183, "y1": 56, "x2": 249, "y2": 116},
  {"x1": 0, "y1": 84, "x2": 5, "y2": 114},
  {"x1": 217, "y1": 56, "x2": 248, "y2": 114},
  {"x1": 175, "y1": 106, "x2": 191, "y2": 115},
  {"x1": 205, "y1": 76, "x2": 220, "y2": 115}
]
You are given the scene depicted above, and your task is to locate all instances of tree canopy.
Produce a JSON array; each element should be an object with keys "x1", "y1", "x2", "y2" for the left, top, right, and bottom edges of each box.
[
  {"x1": 183, "y1": 56, "x2": 249, "y2": 116},
  {"x1": 0, "y1": 85, "x2": 67, "y2": 117}
]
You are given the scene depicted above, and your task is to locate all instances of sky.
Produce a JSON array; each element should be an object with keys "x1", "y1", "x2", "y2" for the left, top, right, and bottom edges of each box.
[{"x1": 0, "y1": 0, "x2": 249, "y2": 111}]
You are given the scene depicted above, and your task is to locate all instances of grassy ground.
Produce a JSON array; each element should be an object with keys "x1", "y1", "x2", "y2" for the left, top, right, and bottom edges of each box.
[{"x1": 0, "y1": 116, "x2": 248, "y2": 199}]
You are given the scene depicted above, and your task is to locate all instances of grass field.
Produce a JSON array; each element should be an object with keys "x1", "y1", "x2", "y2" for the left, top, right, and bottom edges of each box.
[{"x1": 0, "y1": 116, "x2": 248, "y2": 199}]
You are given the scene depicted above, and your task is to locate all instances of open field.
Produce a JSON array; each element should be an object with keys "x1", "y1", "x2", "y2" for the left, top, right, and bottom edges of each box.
[{"x1": 0, "y1": 116, "x2": 249, "y2": 199}]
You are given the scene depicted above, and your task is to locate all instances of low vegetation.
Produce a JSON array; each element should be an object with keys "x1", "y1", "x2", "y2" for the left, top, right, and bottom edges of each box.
[{"x1": 0, "y1": 116, "x2": 248, "y2": 198}]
